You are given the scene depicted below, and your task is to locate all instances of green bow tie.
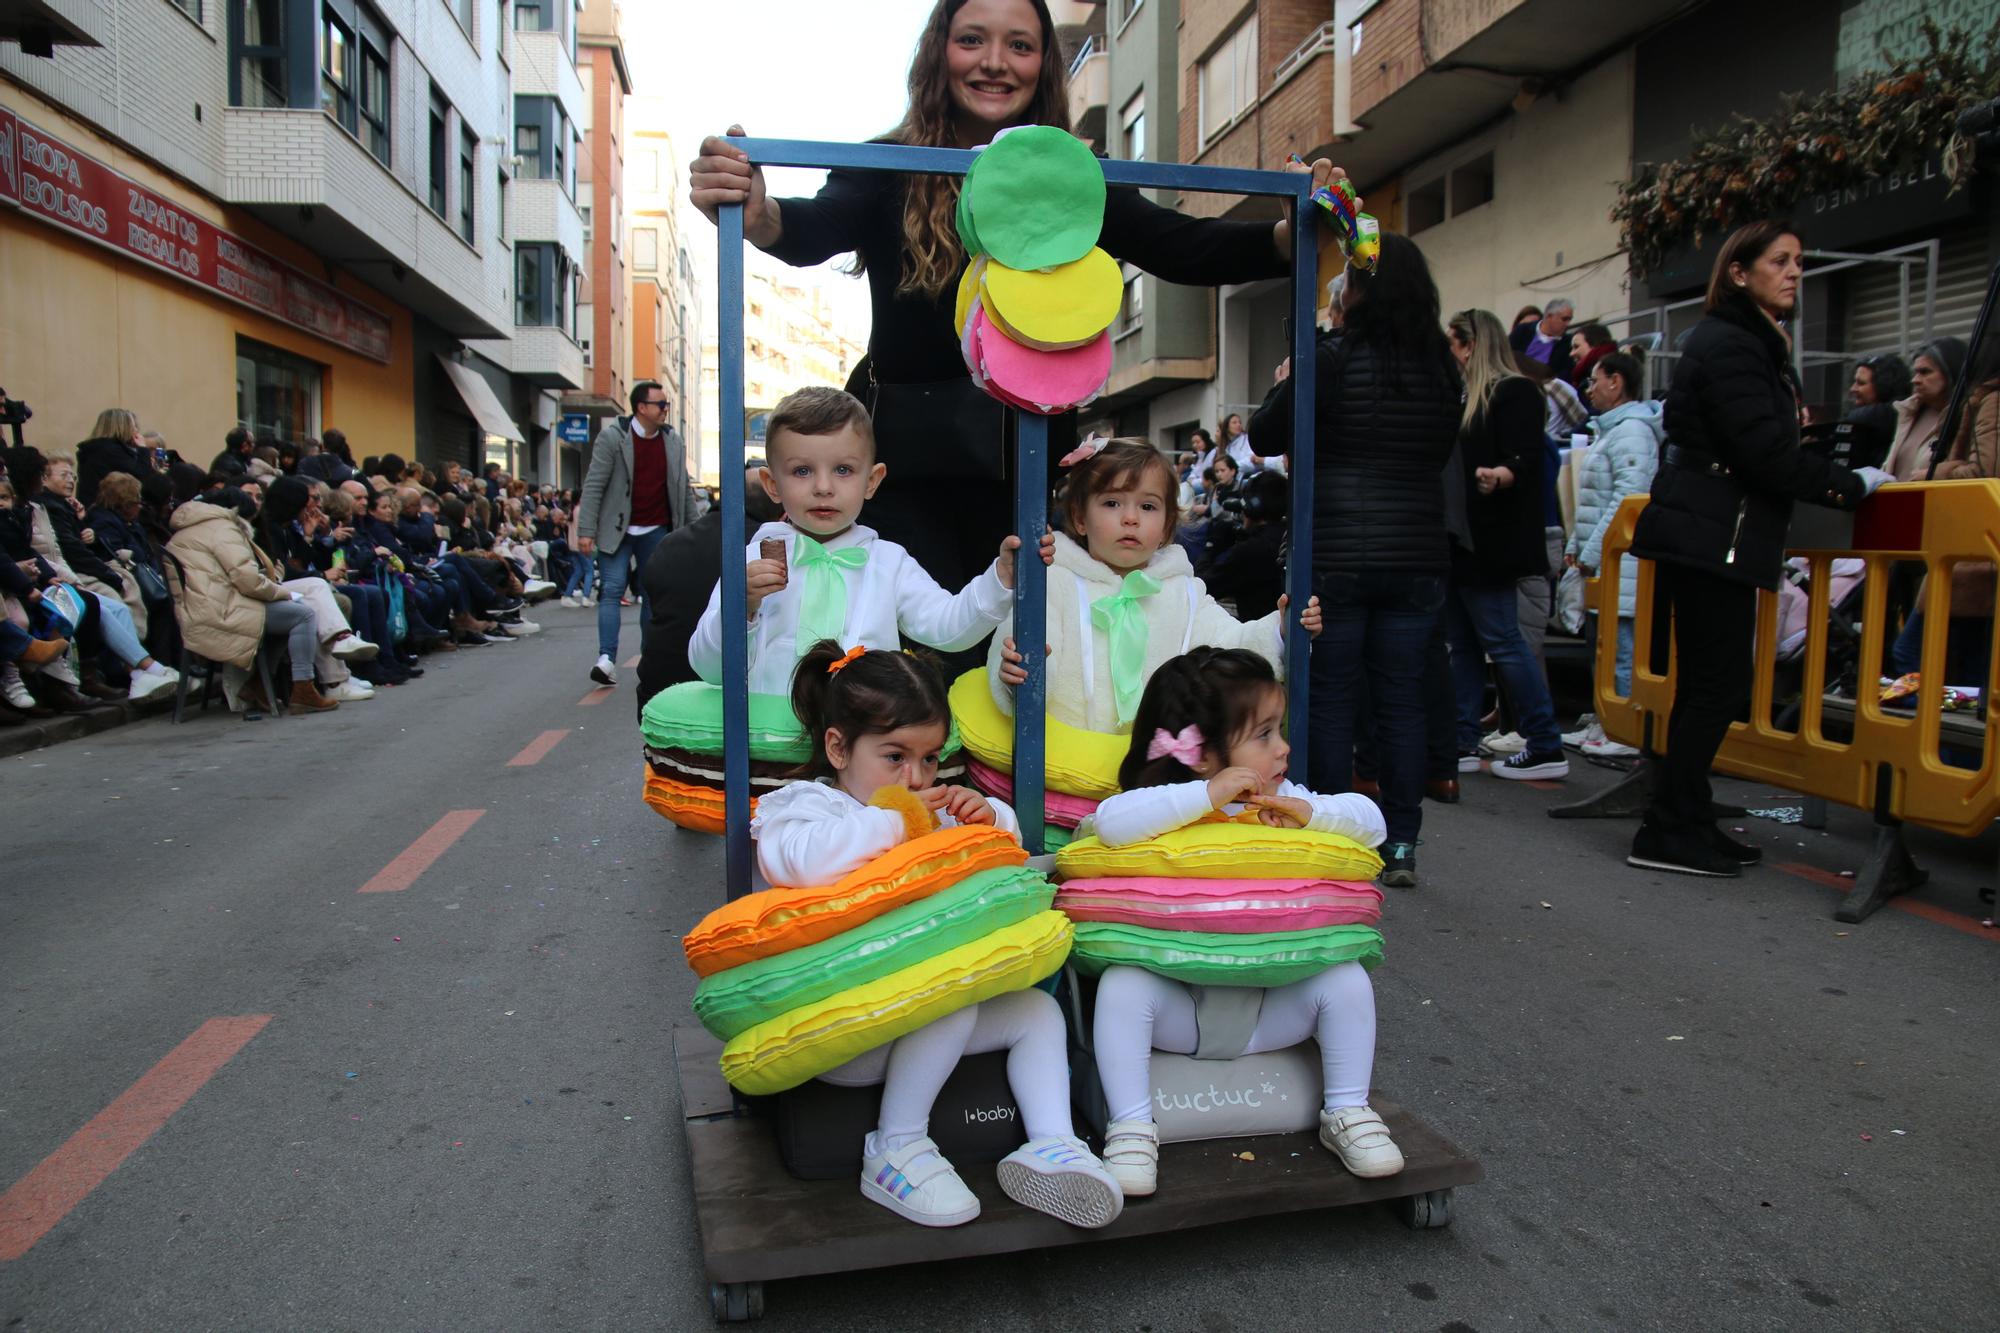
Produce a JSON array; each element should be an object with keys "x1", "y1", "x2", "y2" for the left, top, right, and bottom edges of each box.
[
  {"x1": 792, "y1": 534, "x2": 869, "y2": 653},
  {"x1": 1089, "y1": 567, "x2": 1163, "y2": 725}
]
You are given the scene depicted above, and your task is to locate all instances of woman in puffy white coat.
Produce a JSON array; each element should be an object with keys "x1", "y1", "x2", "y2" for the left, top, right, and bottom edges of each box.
[{"x1": 1565, "y1": 351, "x2": 1661, "y2": 693}]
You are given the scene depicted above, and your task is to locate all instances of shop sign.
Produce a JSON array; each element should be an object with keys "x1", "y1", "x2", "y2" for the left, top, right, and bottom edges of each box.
[
  {"x1": 0, "y1": 107, "x2": 392, "y2": 363},
  {"x1": 557, "y1": 412, "x2": 591, "y2": 444}
]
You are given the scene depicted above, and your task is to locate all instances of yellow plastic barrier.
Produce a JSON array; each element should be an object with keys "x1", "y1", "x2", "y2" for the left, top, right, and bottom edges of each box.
[{"x1": 1581, "y1": 480, "x2": 1998, "y2": 919}]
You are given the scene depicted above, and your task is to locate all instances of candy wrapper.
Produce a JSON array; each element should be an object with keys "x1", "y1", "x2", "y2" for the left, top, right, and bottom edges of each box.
[
  {"x1": 1291, "y1": 155, "x2": 1381, "y2": 274},
  {"x1": 760, "y1": 537, "x2": 787, "y2": 583}
]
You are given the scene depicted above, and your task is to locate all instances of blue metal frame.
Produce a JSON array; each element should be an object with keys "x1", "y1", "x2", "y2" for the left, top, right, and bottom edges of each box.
[{"x1": 717, "y1": 137, "x2": 1318, "y2": 895}]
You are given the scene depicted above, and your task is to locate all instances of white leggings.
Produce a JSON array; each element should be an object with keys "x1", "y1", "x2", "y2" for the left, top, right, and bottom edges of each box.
[
  {"x1": 1093, "y1": 963, "x2": 1377, "y2": 1125},
  {"x1": 818, "y1": 989, "x2": 1075, "y2": 1150}
]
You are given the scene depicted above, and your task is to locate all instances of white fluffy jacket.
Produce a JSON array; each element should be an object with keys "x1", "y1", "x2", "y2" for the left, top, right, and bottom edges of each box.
[{"x1": 985, "y1": 532, "x2": 1286, "y2": 733}]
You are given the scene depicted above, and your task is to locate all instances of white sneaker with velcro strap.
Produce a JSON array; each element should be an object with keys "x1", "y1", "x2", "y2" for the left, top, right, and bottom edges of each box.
[
  {"x1": 1100, "y1": 1120, "x2": 1160, "y2": 1197},
  {"x1": 1319, "y1": 1105, "x2": 1406, "y2": 1178},
  {"x1": 996, "y1": 1135, "x2": 1124, "y2": 1227},
  {"x1": 858, "y1": 1136, "x2": 981, "y2": 1228}
]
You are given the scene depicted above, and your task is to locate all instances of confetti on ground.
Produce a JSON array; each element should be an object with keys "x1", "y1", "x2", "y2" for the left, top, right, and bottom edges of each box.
[
  {"x1": 1860, "y1": 1133, "x2": 1873, "y2": 1141},
  {"x1": 1236, "y1": 1151, "x2": 1256, "y2": 1162},
  {"x1": 1835, "y1": 932, "x2": 1851, "y2": 938},
  {"x1": 1667, "y1": 1035, "x2": 1685, "y2": 1041},
  {"x1": 392, "y1": 936, "x2": 402, "y2": 942},
  {"x1": 1539, "y1": 901, "x2": 1553, "y2": 910},
  {"x1": 1891, "y1": 1129, "x2": 1907, "y2": 1136},
  {"x1": 1839, "y1": 870, "x2": 1855, "y2": 878},
  {"x1": 1749, "y1": 806, "x2": 1805, "y2": 824}
]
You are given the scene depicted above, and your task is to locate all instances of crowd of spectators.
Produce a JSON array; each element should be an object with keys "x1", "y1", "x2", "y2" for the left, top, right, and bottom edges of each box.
[{"x1": 0, "y1": 414, "x2": 577, "y2": 724}]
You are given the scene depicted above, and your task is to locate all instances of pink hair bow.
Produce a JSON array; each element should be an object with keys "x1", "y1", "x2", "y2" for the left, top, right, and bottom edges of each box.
[
  {"x1": 1145, "y1": 724, "x2": 1205, "y2": 766},
  {"x1": 1058, "y1": 432, "x2": 1110, "y2": 468}
]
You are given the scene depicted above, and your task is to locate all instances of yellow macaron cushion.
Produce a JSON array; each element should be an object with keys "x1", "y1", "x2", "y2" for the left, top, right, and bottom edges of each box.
[
  {"x1": 948, "y1": 668, "x2": 1127, "y2": 801},
  {"x1": 978, "y1": 248, "x2": 1123, "y2": 351},
  {"x1": 717, "y1": 910, "x2": 1075, "y2": 1095},
  {"x1": 1056, "y1": 818, "x2": 1384, "y2": 882},
  {"x1": 681, "y1": 824, "x2": 1028, "y2": 977}
]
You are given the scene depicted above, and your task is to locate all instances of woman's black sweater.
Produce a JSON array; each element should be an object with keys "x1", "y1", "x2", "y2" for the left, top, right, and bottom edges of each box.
[
  {"x1": 768, "y1": 168, "x2": 1287, "y2": 386},
  {"x1": 1453, "y1": 376, "x2": 1550, "y2": 585}
]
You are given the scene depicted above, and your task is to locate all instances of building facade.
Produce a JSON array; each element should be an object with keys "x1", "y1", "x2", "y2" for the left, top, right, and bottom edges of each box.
[
  {"x1": 557, "y1": 0, "x2": 631, "y2": 485},
  {"x1": 624, "y1": 94, "x2": 702, "y2": 470},
  {"x1": 698, "y1": 266, "x2": 865, "y2": 485},
  {"x1": 0, "y1": 0, "x2": 604, "y2": 481}
]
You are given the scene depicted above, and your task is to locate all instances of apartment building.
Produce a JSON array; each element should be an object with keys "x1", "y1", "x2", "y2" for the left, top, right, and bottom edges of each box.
[
  {"x1": 1, "y1": 0, "x2": 598, "y2": 479},
  {"x1": 624, "y1": 99, "x2": 701, "y2": 471},
  {"x1": 559, "y1": 0, "x2": 630, "y2": 478},
  {"x1": 698, "y1": 268, "x2": 864, "y2": 485}
]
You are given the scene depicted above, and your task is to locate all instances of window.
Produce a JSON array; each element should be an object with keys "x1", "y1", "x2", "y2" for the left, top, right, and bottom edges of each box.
[
  {"x1": 577, "y1": 301, "x2": 594, "y2": 366},
  {"x1": 579, "y1": 201, "x2": 592, "y2": 246},
  {"x1": 1198, "y1": 15, "x2": 1258, "y2": 145},
  {"x1": 1450, "y1": 153, "x2": 1495, "y2": 217},
  {"x1": 497, "y1": 167, "x2": 507, "y2": 240},
  {"x1": 577, "y1": 63, "x2": 592, "y2": 133},
  {"x1": 516, "y1": 245, "x2": 543, "y2": 324},
  {"x1": 1121, "y1": 93, "x2": 1145, "y2": 162},
  {"x1": 515, "y1": 121, "x2": 542, "y2": 171},
  {"x1": 235, "y1": 0, "x2": 290, "y2": 108},
  {"x1": 358, "y1": 34, "x2": 388, "y2": 164},
  {"x1": 632, "y1": 149, "x2": 658, "y2": 194},
  {"x1": 632, "y1": 226, "x2": 657, "y2": 271},
  {"x1": 1406, "y1": 177, "x2": 1445, "y2": 234},
  {"x1": 454, "y1": 0, "x2": 473, "y2": 35},
  {"x1": 568, "y1": 123, "x2": 580, "y2": 198},
  {"x1": 170, "y1": 0, "x2": 203, "y2": 21},
  {"x1": 459, "y1": 128, "x2": 477, "y2": 240},
  {"x1": 428, "y1": 86, "x2": 449, "y2": 217},
  {"x1": 495, "y1": 0, "x2": 506, "y2": 54},
  {"x1": 553, "y1": 117, "x2": 567, "y2": 193},
  {"x1": 321, "y1": 10, "x2": 353, "y2": 125},
  {"x1": 235, "y1": 337, "x2": 323, "y2": 443},
  {"x1": 1117, "y1": 0, "x2": 1143, "y2": 25},
  {"x1": 514, "y1": 0, "x2": 546, "y2": 28},
  {"x1": 1120, "y1": 274, "x2": 1143, "y2": 331}
]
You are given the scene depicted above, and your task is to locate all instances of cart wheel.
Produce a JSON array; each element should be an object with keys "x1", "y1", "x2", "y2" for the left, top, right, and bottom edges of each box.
[
  {"x1": 1396, "y1": 1188, "x2": 1454, "y2": 1230},
  {"x1": 710, "y1": 1281, "x2": 764, "y2": 1323}
]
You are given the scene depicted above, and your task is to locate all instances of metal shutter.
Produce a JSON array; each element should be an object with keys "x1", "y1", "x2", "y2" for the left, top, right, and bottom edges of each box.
[{"x1": 1840, "y1": 222, "x2": 1993, "y2": 360}]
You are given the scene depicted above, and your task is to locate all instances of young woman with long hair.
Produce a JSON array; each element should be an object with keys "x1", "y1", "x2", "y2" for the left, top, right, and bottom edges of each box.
[{"x1": 689, "y1": 0, "x2": 1343, "y2": 592}]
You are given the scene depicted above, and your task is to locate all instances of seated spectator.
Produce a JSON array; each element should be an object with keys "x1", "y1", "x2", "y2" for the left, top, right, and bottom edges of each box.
[
  {"x1": 246, "y1": 445, "x2": 282, "y2": 484},
  {"x1": 211, "y1": 425, "x2": 255, "y2": 479},
  {"x1": 354, "y1": 486, "x2": 487, "y2": 646},
  {"x1": 1891, "y1": 347, "x2": 1997, "y2": 683},
  {"x1": 1885, "y1": 338, "x2": 1968, "y2": 481},
  {"x1": 86, "y1": 471, "x2": 175, "y2": 661},
  {"x1": 1837, "y1": 354, "x2": 1911, "y2": 470},
  {"x1": 36, "y1": 449, "x2": 149, "y2": 642},
  {"x1": 379, "y1": 453, "x2": 408, "y2": 486},
  {"x1": 1196, "y1": 468, "x2": 1287, "y2": 621},
  {"x1": 300, "y1": 429, "x2": 355, "y2": 484},
  {"x1": 256, "y1": 476, "x2": 391, "y2": 696},
  {"x1": 1568, "y1": 323, "x2": 1617, "y2": 393},
  {"x1": 277, "y1": 440, "x2": 304, "y2": 475},
  {"x1": 77, "y1": 407, "x2": 153, "y2": 508},
  {"x1": 166, "y1": 488, "x2": 338, "y2": 713},
  {"x1": 1509, "y1": 299, "x2": 1575, "y2": 382}
]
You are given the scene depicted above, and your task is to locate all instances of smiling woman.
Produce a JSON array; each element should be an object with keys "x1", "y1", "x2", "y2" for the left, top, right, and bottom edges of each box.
[{"x1": 689, "y1": 0, "x2": 1339, "y2": 595}]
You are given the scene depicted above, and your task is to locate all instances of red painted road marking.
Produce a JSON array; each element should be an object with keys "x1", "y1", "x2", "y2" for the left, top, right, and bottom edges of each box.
[
  {"x1": 622, "y1": 654, "x2": 640, "y2": 670},
  {"x1": 1773, "y1": 862, "x2": 1995, "y2": 942},
  {"x1": 360, "y1": 810, "x2": 486, "y2": 893},
  {"x1": 0, "y1": 1015, "x2": 272, "y2": 1262},
  {"x1": 507, "y1": 729, "x2": 569, "y2": 767},
  {"x1": 577, "y1": 687, "x2": 614, "y2": 707}
]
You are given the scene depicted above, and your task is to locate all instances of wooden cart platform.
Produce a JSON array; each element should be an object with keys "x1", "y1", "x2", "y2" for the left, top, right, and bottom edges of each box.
[{"x1": 675, "y1": 1027, "x2": 1485, "y2": 1320}]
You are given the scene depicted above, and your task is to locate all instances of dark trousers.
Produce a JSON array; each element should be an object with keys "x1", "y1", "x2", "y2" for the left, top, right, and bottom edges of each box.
[
  {"x1": 1307, "y1": 571, "x2": 1446, "y2": 846},
  {"x1": 1648, "y1": 562, "x2": 1757, "y2": 833},
  {"x1": 1353, "y1": 606, "x2": 1456, "y2": 785}
]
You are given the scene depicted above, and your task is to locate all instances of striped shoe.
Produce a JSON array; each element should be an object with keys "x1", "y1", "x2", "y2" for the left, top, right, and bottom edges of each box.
[
  {"x1": 996, "y1": 1136, "x2": 1124, "y2": 1228},
  {"x1": 858, "y1": 1137, "x2": 981, "y2": 1228}
]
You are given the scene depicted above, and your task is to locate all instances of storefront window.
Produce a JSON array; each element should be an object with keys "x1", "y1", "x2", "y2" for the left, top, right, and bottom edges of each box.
[{"x1": 235, "y1": 338, "x2": 324, "y2": 444}]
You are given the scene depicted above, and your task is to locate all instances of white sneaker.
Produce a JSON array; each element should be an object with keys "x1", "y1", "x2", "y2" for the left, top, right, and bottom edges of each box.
[
  {"x1": 507, "y1": 619, "x2": 541, "y2": 635},
  {"x1": 859, "y1": 1136, "x2": 980, "y2": 1228},
  {"x1": 590, "y1": 654, "x2": 617, "y2": 685},
  {"x1": 1582, "y1": 734, "x2": 1640, "y2": 759},
  {"x1": 560, "y1": 595, "x2": 579, "y2": 608},
  {"x1": 1319, "y1": 1105, "x2": 1406, "y2": 1178},
  {"x1": 522, "y1": 578, "x2": 556, "y2": 596},
  {"x1": 330, "y1": 635, "x2": 380, "y2": 662},
  {"x1": 1100, "y1": 1120, "x2": 1159, "y2": 1198},
  {"x1": 128, "y1": 668, "x2": 178, "y2": 703},
  {"x1": 996, "y1": 1136, "x2": 1124, "y2": 1228},
  {"x1": 328, "y1": 679, "x2": 376, "y2": 702},
  {"x1": 1560, "y1": 713, "x2": 1599, "y2": 748},
  {"x1": 2, "y1": 666, "x2": 35, "y2": 709},
  {"x1": 1479, "y1": 729, "x2": 1526, "y2": 756},
  {"x1": 45, "y1": 655, "x2": 80, "y2": 686}
]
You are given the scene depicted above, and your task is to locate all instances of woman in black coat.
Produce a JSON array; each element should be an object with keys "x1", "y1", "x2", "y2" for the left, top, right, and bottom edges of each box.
[
  {"x1": 1250, "y1": 233, "x2": 1463, "y2": 886},
  {"x1": 1443, "y1": 308, "x2": 1568, "y2": 782},
  {"x1": 689, "y1": 0, "x2": 1338, "y2": 592},
  {"x1": 1627, "y1": 220, "x2": 1887, "y2": 877}
]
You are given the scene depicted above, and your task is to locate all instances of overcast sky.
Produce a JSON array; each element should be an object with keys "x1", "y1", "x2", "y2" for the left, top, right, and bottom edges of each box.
[{"x1": 621, "y1": 0, "x2": 943, "y2": 339}]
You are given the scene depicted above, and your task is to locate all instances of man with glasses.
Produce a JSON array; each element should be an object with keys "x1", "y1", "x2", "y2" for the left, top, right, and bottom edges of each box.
[{"x1": 576, "y1": 380, "x2": 698, "y2": 685}]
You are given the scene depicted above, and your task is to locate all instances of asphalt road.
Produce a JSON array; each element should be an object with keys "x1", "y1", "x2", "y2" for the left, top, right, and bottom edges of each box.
[{"x1": 2, "y1": 602, "x2": 1995, "y2": 1331}]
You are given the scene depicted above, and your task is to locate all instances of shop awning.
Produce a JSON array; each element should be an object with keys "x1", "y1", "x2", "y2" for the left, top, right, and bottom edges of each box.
[{"x1": 435, "y1": 354, "x2": 524, "y2": 442}]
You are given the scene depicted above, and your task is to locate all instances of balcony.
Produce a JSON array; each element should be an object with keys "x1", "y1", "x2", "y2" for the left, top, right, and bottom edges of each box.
[
  {"x1": 1338, "y1": 0, "x2": 1691, "y2": 189},
  {"x1": 511, "y1": 324, "x2": 587, "y2": 389},
  {"x1": 2, "y1": 0, "x2": 107, "y2": 50},
  {"x1": 221, "y1": 108, "x2": 507, "y2": 338},
  {"x1": 1067, "y1": 36, "x2": 1109, "y2": 149},
  {"x1": 508, "y1": 177, "x2": 585, "y2": 266},
  {"x1": 512, "y1": 29, "x2": 586, "y2": 124}
]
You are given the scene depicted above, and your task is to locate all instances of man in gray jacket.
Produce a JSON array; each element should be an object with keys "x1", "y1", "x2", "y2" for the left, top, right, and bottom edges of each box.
[{"x1": 576, "y1": 380, "x2": 698, "y2": 685}]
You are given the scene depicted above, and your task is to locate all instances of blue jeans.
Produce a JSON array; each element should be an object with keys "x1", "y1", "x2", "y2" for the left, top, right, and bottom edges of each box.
[
  {"x1": 1447, "y1": 581, "x2": 1560, "y2": 754},
  {"x1": 596, "y1": 526, "x2": 667, "y2": 658},
  {"x1": 560, "y1": 541, "x2": 594, "y2": 597},
  {"x1": 1308, "y1": 571, "x2": 1446, "y2": 846}
]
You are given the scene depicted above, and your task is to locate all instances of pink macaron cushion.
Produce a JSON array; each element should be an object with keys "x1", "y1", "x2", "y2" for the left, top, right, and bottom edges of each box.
[
  {"x1": 1054, "y1": 877, "x2": 1384, "y2": 933},
  {"x1": 964, "y1": 757, "x2": 1100, "y2": 828}
]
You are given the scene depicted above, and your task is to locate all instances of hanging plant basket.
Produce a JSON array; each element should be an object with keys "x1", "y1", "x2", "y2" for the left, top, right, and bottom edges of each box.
[{"x1": 1613, "y1": 19, "x2": 2000, "y2": 277}]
